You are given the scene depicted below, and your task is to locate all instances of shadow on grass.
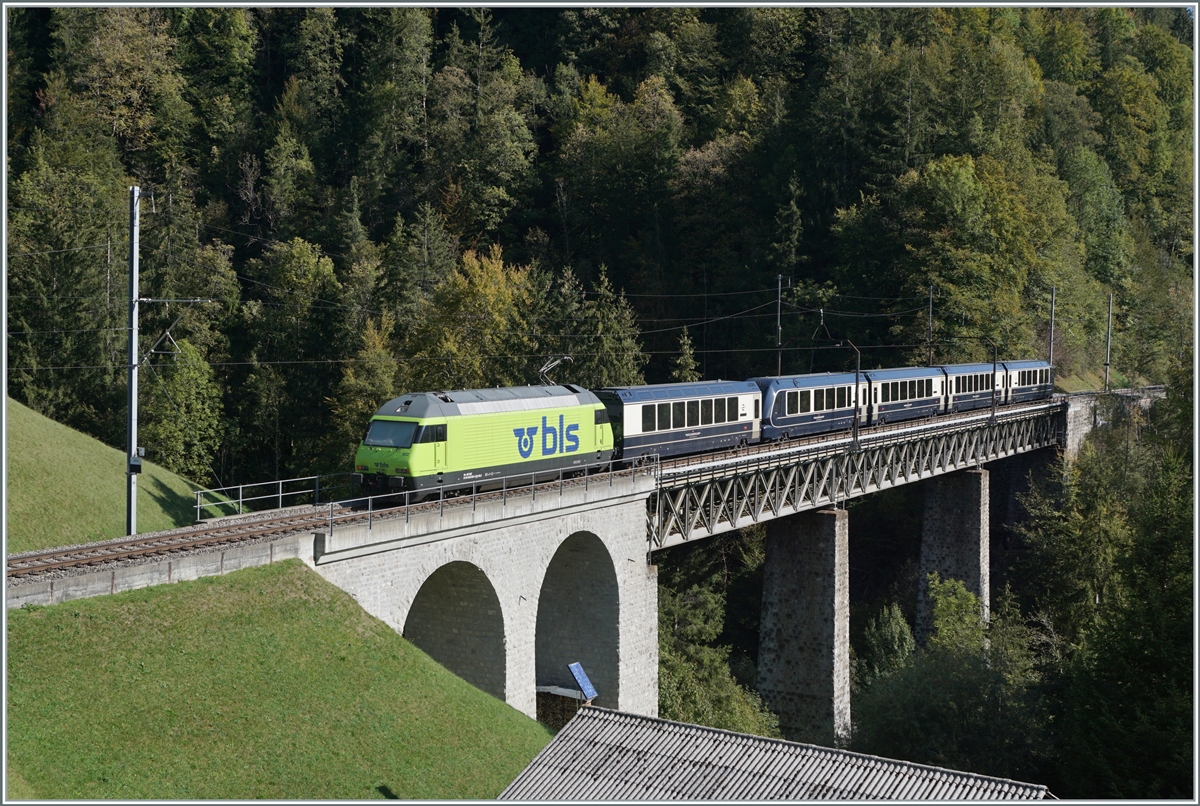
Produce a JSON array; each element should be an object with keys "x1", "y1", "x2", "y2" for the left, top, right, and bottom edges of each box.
[
  {"x1": 145, "y1": 475, "x2": 201, "y2": 527},
  {"x1": 375, "y1": 785, "x2": 399, "y2": 799}
]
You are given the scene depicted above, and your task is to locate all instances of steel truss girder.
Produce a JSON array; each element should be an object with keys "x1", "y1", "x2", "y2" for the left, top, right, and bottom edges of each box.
[{"x1": 649, "y1": 409, "x2": 1060, "y2": 549}]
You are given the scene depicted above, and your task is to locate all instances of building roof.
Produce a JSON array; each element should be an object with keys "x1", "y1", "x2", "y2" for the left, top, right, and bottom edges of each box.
[{"x1": 499, "y1": 707, "x2": 1049, "y2": 801}]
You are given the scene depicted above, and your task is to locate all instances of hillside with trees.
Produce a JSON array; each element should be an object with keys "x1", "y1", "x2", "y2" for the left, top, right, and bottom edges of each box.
[
  {"x1": 8, "y1": 7, "x2": 1191, "y2": 486},
  {"x1": 6, "y1": 8, "x2": 1193, "y2": 797}
]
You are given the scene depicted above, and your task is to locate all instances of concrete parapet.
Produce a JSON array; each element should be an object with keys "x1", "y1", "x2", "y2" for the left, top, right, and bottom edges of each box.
[
  {"x1": 916, "y1": 469, "x2": 989, "y2": 644},
  {"x1": 6, "y1": 536, "x2": 304, "y2": 610},
  {"x1": 758, "y1": 507, "x2": 850, "y2": 747},
  {"x1": 315, "y1": 472, "x2": 656, "y2": 561}
]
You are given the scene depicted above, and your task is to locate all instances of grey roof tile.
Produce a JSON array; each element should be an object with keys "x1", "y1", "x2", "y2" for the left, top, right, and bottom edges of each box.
[{"x1": 499, "y1": 707, "x2": 1048, "y2": 801}]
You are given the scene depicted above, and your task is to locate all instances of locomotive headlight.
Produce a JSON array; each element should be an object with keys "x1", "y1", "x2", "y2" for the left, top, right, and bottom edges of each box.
[{"x1": 356, "y1": 464, "x2": 367, "y2": 471}]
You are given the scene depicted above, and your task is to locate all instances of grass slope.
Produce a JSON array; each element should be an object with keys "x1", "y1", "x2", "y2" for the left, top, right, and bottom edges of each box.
[
  {"x1": 6, "y1": 398, "x2": 201, "y2": 553},
  {"x1": 7, "y1": 560, "x2": 552, "y2": 799}
]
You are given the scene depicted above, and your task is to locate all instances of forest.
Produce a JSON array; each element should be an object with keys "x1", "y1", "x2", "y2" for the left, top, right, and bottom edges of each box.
[{"x1": 6, "y1": 7, "x2": 1193, "y2": 798}]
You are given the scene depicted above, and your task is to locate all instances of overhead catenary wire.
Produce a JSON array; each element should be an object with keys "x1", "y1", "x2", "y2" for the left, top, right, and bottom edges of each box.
[
  {"x1": 8, "y1": 341, "x2": 934, "y2": 373},
  {"x1": 8, "y1": 243, "x2": 111, "y2": 258}
]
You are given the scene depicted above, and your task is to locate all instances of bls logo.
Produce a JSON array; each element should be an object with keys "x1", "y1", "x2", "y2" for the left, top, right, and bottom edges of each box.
[{"x1": 513, "y1": 415, "x2": 579, "y2": 459}]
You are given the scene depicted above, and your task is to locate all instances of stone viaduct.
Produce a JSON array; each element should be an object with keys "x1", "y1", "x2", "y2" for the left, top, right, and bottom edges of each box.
[
  {"x1": 9, "y1": 392, "x2": 1123, "y2": 742},
  {"x1": 299, "y1": 395, "x2": 1100, "y2": 739}
]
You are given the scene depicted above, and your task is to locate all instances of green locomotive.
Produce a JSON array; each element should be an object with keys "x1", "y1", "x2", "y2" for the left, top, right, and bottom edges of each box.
[{"x1": 355, "y1": 384, "x2": 614, "y2": 494}]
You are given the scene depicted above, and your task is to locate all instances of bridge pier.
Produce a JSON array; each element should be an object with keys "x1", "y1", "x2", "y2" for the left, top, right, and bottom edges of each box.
[
  {"x1": 757, "y1": 507, "x2": 850, "y2": 746},
  {"x1": 916, "y1": 469, "x2": 989, "y2": 644}
]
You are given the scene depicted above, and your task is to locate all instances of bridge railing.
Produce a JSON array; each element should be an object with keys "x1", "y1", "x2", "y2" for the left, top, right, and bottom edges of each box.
[
  {"x1": 659, "y1": 399, "x2": 1065, "y2": 488},
  {"x1": 193, "y1": 472, "x2": 362, "y2": 522},
  {"x1": 320, "y1": 456, "x2": 661, "y2": 539}
]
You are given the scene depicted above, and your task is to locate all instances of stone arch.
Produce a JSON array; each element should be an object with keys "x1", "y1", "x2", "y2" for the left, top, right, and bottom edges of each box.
[
  {"x1": 404, "y1": 561, "x2": 506, "y2": 699},
  {"x1": 536, "y1": 531, "x2": 620, "y2": 708}
]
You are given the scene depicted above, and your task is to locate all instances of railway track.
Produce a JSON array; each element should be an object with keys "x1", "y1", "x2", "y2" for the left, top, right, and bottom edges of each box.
[
  {"x1": 7, "y1": 398, "x2": 1066, "y2": 582},
  {"x1": 6, "y1": 509, "x2": 338, "y2": 581}
]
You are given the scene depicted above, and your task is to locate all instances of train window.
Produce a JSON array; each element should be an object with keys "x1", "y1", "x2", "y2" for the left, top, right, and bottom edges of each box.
[
  {"x1": 701, "y1": 398, "x2": 713, "y2": 425},
  {"x1": 754, "y1": 399, "x2": 759, "y2": 419},
  {"x1": 714, "y1": 398, "x2": 727, "y2": 423},
  {"x1": 896, "y1": 381, "x2": 905, "y2": 401},
  {"x1": 881, "y1": 383, "x2": 890, "y2": 403},
  {"x1": 925, "y1": 378, "x2": 932, "y2": 397},
  {"x1": 772, "y1": 394, "x2": 785, "y2": 417},
  {"x1": 672, "y1": 401, "x2": 685, "y2": 429},
  {"x1": 908, "y1": 379, "x2": 915, "y2": 399},
  {"x1": 657, "y1": 402, "x2": 671, "y2": 431},
  {"x1": 814, "y1": 388, "x2": 825, "y2": 411},
  {"x1": 873, "y1": 388, "x2": 878, "y2": 403},
  {"x1": 728, "y1": 397, "x2": 739, "y2": 418},
  {"x1": 837, "y1": 386, "x2": 847, "y2": 408},
  {"x1": 595, "y1": 408, "x2": 611, "y2": 425},
  {"x1": 643, "y1": 404, "x2": 656, "y2": 433},
  {"x1": 687, "y1": 400, "x2": 699, "y2": 427},
  {"x1": 786, "y1": 391, "x2": 798, "y2": 415},
  {"x1": 827, "y1": 388, "x2": 835, "y2": 409},
  {"x1": 364, "y1": 419, "x2": 419, "y2": 448},
  {"x1": 798, "y1": 390, "x2": 811, "y2": 412},
  {"x1": 1042, "y1": 368, "x2": 1048, "y2": 384},
  {"x1": 416, "y1": 423, "x2": 446, "y2": 443},
  {"x1": 953, "y1": 376, "x2": 959, "y2": 393}
]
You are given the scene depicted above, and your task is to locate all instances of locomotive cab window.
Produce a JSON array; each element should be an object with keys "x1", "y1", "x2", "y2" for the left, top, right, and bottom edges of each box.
[{"x1": 363, "y1": 420, "x2": 418, "y2": 448}]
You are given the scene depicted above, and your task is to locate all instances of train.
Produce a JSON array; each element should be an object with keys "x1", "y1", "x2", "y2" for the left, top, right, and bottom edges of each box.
[{"x1": 355, "y1": 359, "x2": 1055, "y2": 495}]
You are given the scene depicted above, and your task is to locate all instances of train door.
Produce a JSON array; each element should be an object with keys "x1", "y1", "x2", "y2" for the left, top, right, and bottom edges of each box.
[{"x1": 432, "y1": 423, "x2": 446, "y2": 471}]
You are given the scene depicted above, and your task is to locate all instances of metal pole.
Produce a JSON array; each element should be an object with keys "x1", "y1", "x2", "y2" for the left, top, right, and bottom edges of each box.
[
  {"x1": 1104, "y1": 293, "x2": 1113, "y2": 392},
  {"x1": 126, "y1": 186, "x2": 140, "y2": 536},
  {"x1": 1048, "y1": 286, "x2": 1056, "y2": 367},
  {"x1": 776, "y1": 274, "x2": 783, "y2": 376},
  {"x1": 927, "y1": 285, "x2": 934, "y2": 366}
]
